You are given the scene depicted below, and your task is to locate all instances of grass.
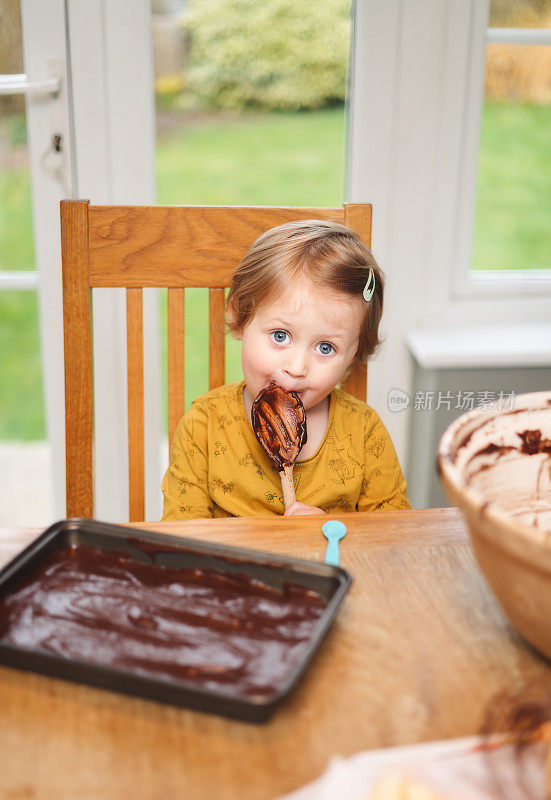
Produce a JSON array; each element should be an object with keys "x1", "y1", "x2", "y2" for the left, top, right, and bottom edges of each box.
[
  {"x1": 155, "y1": 108, "x2": 346, "y2": 205},
  {"x1": 472, "y1": 102, "x2": 551, "y2": 269},
  {"x1": 0, "y1": 291, "x2": 44, "y2": 439},
  {"x1": 1, "y1": 103, "x2": 550, "y2": 439},
  {"x1": 0, "y1": 169, "x2": 35, "y2": 271}
]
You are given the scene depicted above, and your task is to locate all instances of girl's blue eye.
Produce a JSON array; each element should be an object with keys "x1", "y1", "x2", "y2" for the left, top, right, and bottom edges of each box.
[
  {"x1": 316, "y1": 342, "x2": 334, "y2": 356},
  {"x1": 272, "y1": 330, "x2": 289, "y2": 344}
]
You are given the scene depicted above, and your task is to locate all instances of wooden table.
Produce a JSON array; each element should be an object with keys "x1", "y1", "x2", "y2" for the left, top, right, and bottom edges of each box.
[{"x1": 1, "y1": 508, "x2": 550, "y2": 800}]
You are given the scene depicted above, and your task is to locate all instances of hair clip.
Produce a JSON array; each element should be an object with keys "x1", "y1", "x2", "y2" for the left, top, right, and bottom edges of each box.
[{"x1": 363, "y1": 268, "x2": 375, "y2": 302}]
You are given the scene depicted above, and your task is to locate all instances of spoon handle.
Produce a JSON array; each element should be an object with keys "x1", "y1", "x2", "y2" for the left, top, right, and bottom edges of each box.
[
  {"x1": 279, "y1": 465, "x2": 295, "y2": 510},
  {"x1": 324, "y1": 538, "x2": 340, "y2": 566}
]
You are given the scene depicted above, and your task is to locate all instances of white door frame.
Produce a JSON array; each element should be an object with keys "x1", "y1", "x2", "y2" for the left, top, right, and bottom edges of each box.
[
  {"x1": 67, "y1": 0, "x2": 161, "y2": 522},
  {"x1": 20, "y1": 0, "x2": 74, "y2": 518},
  {"x1": 21, "y1": 0, "x2": 161, "y2": 522}
]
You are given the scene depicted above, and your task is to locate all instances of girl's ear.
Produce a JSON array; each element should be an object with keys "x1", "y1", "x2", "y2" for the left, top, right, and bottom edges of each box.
[{"x1": 227, "y1": 298, "x2": 243, "y2": 340}]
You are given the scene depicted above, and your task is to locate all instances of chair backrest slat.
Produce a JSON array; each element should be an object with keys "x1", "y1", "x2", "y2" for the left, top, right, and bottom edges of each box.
[
  {"x1": 342, "y1": 204, "x2": 372, "y2": 399},
  {"x1": 88, "y1": 206, "x2": 346, "y2": 287},
  {"x1": 126, "y1": 288, "x2": 145, "y2": 522},
  {"x1": 344, "y1": 203, "x2": 372, "y2": 248},
  {"x1": 61, "y1": 201, "x2": 371, "y2": 520},
  {"x1": 167, "y1": 288, "x2": 186, "y2": 450},
  {"x1": 209, "y1": 288, "x2": 226, "y2": 390},
  {"x1": 342, "y1": 360, "x2": 367, "y2": 402},
  {"x1": 61, "y1": 200, "x2": 94, "y2": 518}
]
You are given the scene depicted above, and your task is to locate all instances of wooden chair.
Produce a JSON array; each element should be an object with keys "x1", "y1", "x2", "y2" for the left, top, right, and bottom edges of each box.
[{"x1": 61, "y1": 201, "x2": 372, "y2": 521}]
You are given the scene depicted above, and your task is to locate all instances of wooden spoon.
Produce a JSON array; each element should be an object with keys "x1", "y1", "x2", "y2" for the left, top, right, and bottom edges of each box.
[{"x1": 251, "y1": 383, "x2": 307, "y2": 511}]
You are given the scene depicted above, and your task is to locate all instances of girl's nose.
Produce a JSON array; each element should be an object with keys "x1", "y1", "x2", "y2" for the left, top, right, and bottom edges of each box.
[{"x1": 283, "y1": 349, "x2": 308, "y2": 379}]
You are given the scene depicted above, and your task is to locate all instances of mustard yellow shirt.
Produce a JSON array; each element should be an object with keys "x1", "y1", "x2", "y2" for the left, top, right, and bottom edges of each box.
[{"x1": 162, "y1": 381, "x2": 411, "y2": 519}]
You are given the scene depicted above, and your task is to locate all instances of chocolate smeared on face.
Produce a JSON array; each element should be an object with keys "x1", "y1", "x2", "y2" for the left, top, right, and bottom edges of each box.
[{"x1": 251, "y1": 384, "x2": 307, "y2": 469}]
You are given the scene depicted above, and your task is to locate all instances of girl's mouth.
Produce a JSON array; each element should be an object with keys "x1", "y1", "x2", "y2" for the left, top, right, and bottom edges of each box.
[{"x1": 266, "y1": 382, "x2": 306, "y2": 400}]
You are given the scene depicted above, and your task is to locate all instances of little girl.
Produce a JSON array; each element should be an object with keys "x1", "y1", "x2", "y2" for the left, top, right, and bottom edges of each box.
[{"x1": 162, "y1": 220, "x2": 411, "y2": 519}]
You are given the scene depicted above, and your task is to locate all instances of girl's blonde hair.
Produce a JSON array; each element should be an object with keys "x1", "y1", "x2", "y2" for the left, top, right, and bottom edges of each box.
[{"x1": 228, "y1": 219, "x2": 384, "y2": 364}]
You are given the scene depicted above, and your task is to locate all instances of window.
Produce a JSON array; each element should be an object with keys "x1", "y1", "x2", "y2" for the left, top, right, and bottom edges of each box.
[{"x1": 467, "y1": 0, "x2": 551, "y2": 288}]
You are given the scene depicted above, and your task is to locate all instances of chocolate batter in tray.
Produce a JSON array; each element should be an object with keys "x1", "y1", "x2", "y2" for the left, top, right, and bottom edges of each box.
[{"x1": 0, "y1": 542, "x2": 327, "y2": 697}]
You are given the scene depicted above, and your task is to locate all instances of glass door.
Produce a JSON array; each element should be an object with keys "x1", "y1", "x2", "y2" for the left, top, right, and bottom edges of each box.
[{"x1": 0, "y1": 0, "x2": 73, "y2": 525}]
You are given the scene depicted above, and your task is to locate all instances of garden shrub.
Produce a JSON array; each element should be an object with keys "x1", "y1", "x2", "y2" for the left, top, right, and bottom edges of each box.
[{"x1": 182, "y1": 0, "x2": 350, "y2": 110}]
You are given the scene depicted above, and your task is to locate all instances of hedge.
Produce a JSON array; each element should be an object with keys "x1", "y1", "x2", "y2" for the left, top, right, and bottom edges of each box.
[{"x1": 182, "y1": 0, "x2": 350, "y2": 110}]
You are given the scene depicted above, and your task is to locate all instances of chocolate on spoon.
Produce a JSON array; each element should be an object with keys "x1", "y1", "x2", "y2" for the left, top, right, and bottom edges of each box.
[{"x1": 251, "y1": 383, "x2": 307, "y2": 510}]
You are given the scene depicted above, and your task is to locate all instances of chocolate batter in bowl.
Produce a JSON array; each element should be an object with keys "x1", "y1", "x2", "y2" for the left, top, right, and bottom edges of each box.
[{"x1": 438, "y1": 390, "x2": 551, "y2": 661}]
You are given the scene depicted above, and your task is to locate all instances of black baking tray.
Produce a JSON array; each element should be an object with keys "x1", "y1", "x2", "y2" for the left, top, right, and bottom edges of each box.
[{"x1": 0, "y1": 518, "x2": 351, "y2": 722}]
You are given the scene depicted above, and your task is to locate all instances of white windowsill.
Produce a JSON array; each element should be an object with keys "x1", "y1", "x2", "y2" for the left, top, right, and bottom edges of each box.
[{"x1": 406, "y1": 323, "x2": 551, "y2": 370}]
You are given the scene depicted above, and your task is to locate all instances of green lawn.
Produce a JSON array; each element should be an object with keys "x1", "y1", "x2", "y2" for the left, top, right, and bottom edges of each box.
[
  {"x1": 0, "y1": 291, "x2": 44, "y2": 438},
  {"x1": 0, "y1": 170, "x2": 35, "y2": 271},
  {"x1": 1, "y1": 103, "x2": 550, "y2": 439},
  {"x1": 472, "y1": 102, "x2": 551, "y2": 270},
  {"x1": 156, "y1": 108, "x2": 346, "y2": 205}
]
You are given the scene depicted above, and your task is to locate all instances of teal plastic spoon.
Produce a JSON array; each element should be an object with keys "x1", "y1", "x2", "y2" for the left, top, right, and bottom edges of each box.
[{"x1": 322, "y1": 520, "x2": 347, "y2": 566}]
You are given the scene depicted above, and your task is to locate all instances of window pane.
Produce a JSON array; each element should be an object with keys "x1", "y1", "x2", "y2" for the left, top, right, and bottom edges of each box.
[
  {"x1": 0, "y1": 1, "x2": 44, "y2": 437},
  {"x1": 0, "y1": 291, "x2": 44, "y2": 439},
  {"x1": 151, "y1": 1, "x2": 350, "y2": 414},
  {"x1": 0, "y1": 1, "x2": 50, "y2": 526},
  {"x1": 0, "y1": 2, "x2": 35, "y2": 272},
  {"x1": 471, "y1": 43, "x2": 551, "y2": 271},
  {"x1": 0, "y1": 163, "x2": 35, "y2": 271},
  {"x1": 489, "y1": 0, "x2": 551, "y2": 28}
]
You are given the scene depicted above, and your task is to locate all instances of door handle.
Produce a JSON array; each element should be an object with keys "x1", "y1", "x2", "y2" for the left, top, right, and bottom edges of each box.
[{"x1": 0, "y1": 73, "x2": 60, "y2": 97}]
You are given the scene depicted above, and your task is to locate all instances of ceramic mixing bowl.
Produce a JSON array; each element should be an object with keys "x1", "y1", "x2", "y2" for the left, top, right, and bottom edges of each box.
[{"x1": 438, "y1": 390, "x2": 551, "y2": 660}]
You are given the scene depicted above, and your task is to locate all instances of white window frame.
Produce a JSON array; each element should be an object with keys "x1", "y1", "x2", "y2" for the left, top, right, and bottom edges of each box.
[
  {"x1": 347, "y1": 0, "x2": 551, "y2": 468},
  {"x1": 452, "y1": 19, "x2": 551, "y2": 299}
]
